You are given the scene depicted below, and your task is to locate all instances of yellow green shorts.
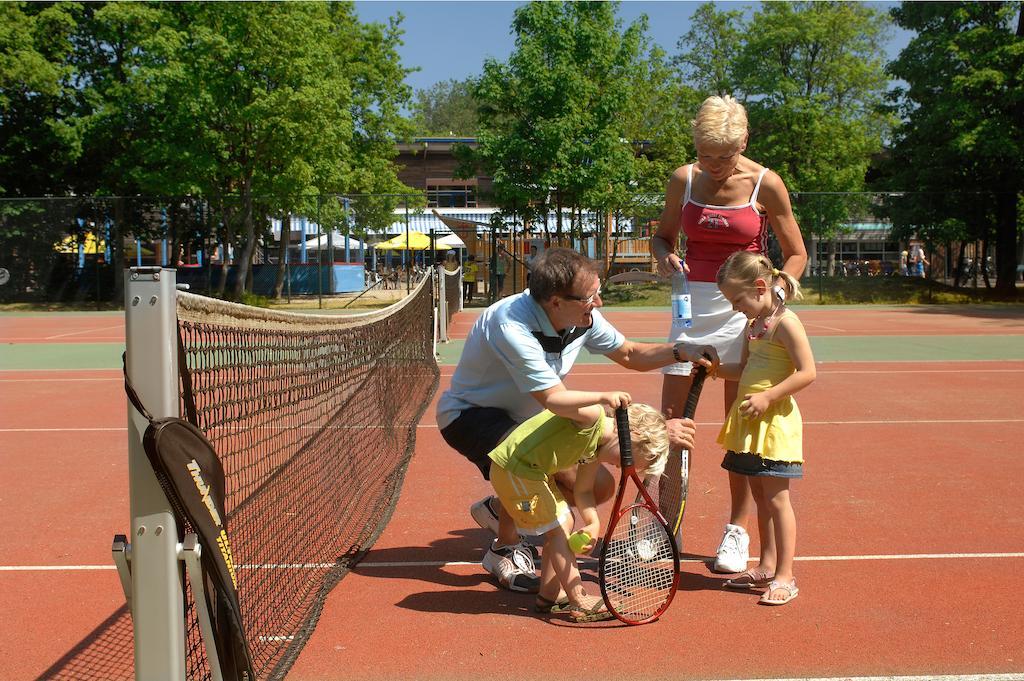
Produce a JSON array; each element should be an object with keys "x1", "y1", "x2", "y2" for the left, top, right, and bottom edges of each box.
[{"x1": 489, "y1": 461, "x2": 571, "y2": 536}]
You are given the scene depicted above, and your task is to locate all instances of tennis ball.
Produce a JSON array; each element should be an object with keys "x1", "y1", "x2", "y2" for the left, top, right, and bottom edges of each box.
[
  {"x1": 568, "y1": 531, "x2": 592, "y2": 554},
  {"x1": 635, "y1": 538, "x2": 657, "y2": 561}
]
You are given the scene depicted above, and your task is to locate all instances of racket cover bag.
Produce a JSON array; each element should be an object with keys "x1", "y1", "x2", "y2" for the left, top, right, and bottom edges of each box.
[{"x1": 125, "y1": 368, "x2": 256, "y2": 680}]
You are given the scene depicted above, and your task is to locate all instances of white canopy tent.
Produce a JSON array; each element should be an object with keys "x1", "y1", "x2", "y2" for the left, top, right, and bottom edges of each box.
[
  {"x1": 301, "y1": 232, "x2": 367, "y2": 251},
  {"x1": 434, "y1": 233, "x2": 466, "y2": 249}
]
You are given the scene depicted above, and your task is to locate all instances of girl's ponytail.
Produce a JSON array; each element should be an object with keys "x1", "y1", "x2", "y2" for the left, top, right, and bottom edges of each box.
[
  {"x1": 718, "y1": 251, "x2": 802, "y2": 301},
  {"x1": 774, "y1": 269, "x2": 803, "y2": 301}
]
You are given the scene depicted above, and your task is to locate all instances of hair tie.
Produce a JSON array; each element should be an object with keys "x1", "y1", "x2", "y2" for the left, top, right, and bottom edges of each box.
[{"x1": 772, "y1": 268, "x2": 780, "y2": 276}]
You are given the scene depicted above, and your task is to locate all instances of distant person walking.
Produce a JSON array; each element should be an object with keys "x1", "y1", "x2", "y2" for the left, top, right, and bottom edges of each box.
[
  {"x1": 911, "y1": 245, "x2": 928, "y2": 278},
  {"x1": 463, "y1": 257, "x2": 479, "y2": 303}
]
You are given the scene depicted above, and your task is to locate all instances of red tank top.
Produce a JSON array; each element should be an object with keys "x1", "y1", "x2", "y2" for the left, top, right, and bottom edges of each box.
[{"x1": 680, "y1": 164, "x2": 770, "y2": 282}]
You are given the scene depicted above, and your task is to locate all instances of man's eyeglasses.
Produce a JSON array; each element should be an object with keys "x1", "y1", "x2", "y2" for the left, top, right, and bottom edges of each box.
[{"x1": 565, "y1": 287, "x2": 602, "y2": 306}]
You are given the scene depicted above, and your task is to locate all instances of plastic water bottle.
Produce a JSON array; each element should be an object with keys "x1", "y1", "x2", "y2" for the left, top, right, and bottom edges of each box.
[{"x1": 671, "y1": 266, "x2": 692, "y2": 328}]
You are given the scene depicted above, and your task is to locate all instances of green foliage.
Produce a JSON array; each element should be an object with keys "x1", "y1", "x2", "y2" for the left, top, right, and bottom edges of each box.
[
  {"x1": 674, "y1": 3, "x2": 745, "y2": 97},
  {"x1": 467, "y1": 1, "x2": 664, "y2": 231},
  {"x1": 239, "y1": 291, "x2": 272, "y2": 309},
  {"x1": 875, "y1": 1, "x2": 1022, "y2": 294},
  {"x1": 672, "y1": 2, "x2": 893, "y2": 239},
  {"x1": 0, "y1": 2, "x2": 80, "y2": 196},
  {"x1": 410, "y1": 78, "x2": 480, "y2": 136},
  {"x1": 0, "y1": 2, "x2": 418, "y2": 299}
]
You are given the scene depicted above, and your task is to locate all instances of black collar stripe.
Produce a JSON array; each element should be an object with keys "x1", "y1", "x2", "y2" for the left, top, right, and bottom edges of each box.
[{"x1": 532, "y1": 325, "x2": 590, "y2": 354}]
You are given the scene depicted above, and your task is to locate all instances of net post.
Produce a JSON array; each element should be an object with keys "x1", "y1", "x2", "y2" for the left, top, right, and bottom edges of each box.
[
  {"x1": 436, "y1": 264, "x2": 448, "y2": 342},
  {"x1": 432, "y1": 274, "x2": 439, "y2": 358},
  {"x1": 124, "y1": 266, "x2": 186, "y2": 681}
]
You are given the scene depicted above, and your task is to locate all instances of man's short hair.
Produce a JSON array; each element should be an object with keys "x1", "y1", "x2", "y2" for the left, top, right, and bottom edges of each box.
[{"x1": 528, "y1": 248, "x2": 600, "y2": 302}]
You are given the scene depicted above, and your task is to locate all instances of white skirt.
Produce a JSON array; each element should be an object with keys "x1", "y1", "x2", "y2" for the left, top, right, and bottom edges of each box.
[{"x1": 662, "y1": 281, "x2": 747, "y2": 376}]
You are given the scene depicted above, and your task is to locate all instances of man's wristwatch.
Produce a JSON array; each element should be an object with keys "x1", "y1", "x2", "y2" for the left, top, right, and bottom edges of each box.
[{"x1": 672, "y1": 342, "x2": 686, "y2": 363}]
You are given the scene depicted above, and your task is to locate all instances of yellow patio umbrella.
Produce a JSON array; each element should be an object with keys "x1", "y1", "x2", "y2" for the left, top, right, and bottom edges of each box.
[
  {"x1": 373, "y1": 231, "x2": 433, "y2": 251},
  {"x1": 55, "y1": 233, "x2": 106, "y2": 254}
]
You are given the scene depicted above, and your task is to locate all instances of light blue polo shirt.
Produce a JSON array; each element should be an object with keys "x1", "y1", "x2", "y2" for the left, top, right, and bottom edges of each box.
[{"x1": 436, "y1": 290, "x2": 625, "y2": 430}]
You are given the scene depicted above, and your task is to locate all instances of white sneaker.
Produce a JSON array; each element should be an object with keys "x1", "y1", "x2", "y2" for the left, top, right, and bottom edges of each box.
[
  {"x1": 470, "y1": 496, "x2": 542, "y2": 561},
  {"x1": 470, "y1": 496, "x2": 501, "y2": 534},
  {"x1": 712, "y1": 523, "x2": 750, "y2": 573},
  {"x1": 481, "y1": 540, "x2": 540, "y2": 593}
]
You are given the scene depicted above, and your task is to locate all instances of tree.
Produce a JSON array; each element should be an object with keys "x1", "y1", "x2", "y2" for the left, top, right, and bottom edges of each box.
[
  {"x1": 879, "y1": 1, "x2": 1022, "y2": 294},
  {"x1": 673, "y1": 2, "x2": 892, "y2": 259},
  {"x1": 410, "y1": 78, "x2": 479, "y2": 136},
  {"x1": 0, "y1": 2, "x2": 80, "y2": 196},
  {"x1": 743, "y1": 2, "x2": 892, "y2": 247},
  {"x1": 133, "y1": 2, "x2": 415, "y2": 299},
  {"x1": 674, "y1": 2, "x2": 745, "y2": 97},
  {"x1": 0, "y1": 3, "x2": 82, "y2": 301},
  {"x1": 465, "y1": 1, "x2": 659, "y2": 243}
]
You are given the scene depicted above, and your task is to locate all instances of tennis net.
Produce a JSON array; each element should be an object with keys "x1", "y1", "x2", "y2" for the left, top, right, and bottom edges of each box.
[{"x1": 174, "y1": 274, "x2": 439, "y2": 680}]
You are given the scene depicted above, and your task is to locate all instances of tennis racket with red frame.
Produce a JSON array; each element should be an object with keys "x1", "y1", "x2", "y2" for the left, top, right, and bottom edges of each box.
[{"x1": 598, "y1": 406, "x2": 680, "y2": 625}]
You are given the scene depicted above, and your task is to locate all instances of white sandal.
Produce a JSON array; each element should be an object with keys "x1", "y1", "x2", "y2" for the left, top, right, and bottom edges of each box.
[{"x1": 758, "y1": 579, "x2": 798, "y2": 606}]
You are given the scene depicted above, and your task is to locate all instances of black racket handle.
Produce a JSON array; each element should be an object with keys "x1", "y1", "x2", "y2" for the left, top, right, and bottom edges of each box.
[
  {"x1": 682, "y1": 360, "x2": 709, "y2": 420},
  {"x1": 615, "y1": 406, "x2": 633, "y2": 468}
]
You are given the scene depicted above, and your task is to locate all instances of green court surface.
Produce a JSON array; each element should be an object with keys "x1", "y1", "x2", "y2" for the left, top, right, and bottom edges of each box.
[
  {"x1": 0, "y1": 343, "x2": 125, "y2": 371},
  {"x1": 436, "y1": 335, "x2": 1024, "y2": 365},
  {"x1": 5, "y1": 335, "x2": 1016, "y2": 370}
]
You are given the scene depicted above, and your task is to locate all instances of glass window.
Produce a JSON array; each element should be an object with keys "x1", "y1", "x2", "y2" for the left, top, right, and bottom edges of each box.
[{"x1": 427, "y1": 183, "x2": 477, "y2": 208}]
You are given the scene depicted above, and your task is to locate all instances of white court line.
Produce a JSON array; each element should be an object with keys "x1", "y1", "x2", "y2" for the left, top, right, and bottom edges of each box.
[
  {"x1": 814, "y1": 369, "x2": 1024, "y2": 374},
  {"x1": 45, "y1": 324, "x2": 124, "y2": 340},
  {"x1": 3, "y1": 418, "x2": 1021, "y2": 434},
  {"x1": 0, "y1": 337, "x2": 124, "y2": 342},
  {"x1": 2, "y1": 365, "x2": 1020, "y2": 380},
  {"x1": 802, "y1": 322, "x2": 848, "y2": 332},
  {"x1": 417, "y1": 418, "x2": 1024, "y2": 429},
  {"x1": 0, "y1": 427, "x2": 127, "y2": 432},
  {"x1": 0, "y1": 368, "x2": 1019, "y2": 384},
  {"x1": 802, "y1": 418, "x2": 1024, "y2": 425},
  {"x1": 0, "y1": 377, "x2": 120, "y2": 383},
  {"x1": 4, "y1": 552, "x2": 1023, "y2": 572},
  {"x1": 713, "y1": 676, "x2": 1024, "y2": 681},
  {"x1": 437, "y1": 367, "x2": 1024, "y2": 378}
]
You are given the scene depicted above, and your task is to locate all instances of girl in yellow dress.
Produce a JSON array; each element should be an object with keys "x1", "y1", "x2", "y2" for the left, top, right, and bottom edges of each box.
[{"x1": 713, "y1": 252, "x2": 816, "y2": 605}]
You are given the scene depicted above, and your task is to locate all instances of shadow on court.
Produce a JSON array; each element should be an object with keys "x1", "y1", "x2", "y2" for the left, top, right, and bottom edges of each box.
[
  {"x1": 677, "y1": 563, "x2": 731, "y2": 593},
  {"x1": 34, "y1": 605, "x2": 133, "y2": 681},
  {"x1": 360, "y1": 529, "x2": 731, "y2": 619},
  {"x1": 902, "y1": 303, "x2": 1024, "y2": 321}
]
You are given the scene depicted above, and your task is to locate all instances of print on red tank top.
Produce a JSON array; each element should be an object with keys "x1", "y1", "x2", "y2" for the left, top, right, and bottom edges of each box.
[{"x1": 681, "y1": 165, "x2": 769, "y2": 282}]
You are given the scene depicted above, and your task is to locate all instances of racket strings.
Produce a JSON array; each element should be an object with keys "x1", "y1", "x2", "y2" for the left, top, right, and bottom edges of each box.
[
  {"x1": 602, "y1": 504, "x2": 677, "y2": 621},
  {"x1": 642, "y1": 451, "x2": 686, "y2": 533}
]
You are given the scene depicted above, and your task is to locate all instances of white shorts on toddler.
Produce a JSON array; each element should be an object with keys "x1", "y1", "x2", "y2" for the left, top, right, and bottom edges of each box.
[{"x1": 662, "y1": 281, "x2": 746, "y2": 376}]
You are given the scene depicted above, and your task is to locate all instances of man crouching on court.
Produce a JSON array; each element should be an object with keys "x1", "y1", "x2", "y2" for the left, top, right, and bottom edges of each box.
[{"x1": 436, "y1": 247, "x2": 717, "y2": 592}]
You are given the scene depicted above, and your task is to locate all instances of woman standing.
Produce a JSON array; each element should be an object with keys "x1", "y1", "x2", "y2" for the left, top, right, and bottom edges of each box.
[{"x1": 650, "y1": 95, "x2": 807, "y2": 574}]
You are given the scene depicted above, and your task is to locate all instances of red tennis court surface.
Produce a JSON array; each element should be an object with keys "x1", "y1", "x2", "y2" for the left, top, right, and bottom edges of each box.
[{"x1": 1, "y1": 306, "x2": 1022, "y2": 680}]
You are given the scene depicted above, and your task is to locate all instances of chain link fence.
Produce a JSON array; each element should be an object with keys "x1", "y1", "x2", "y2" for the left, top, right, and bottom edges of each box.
[{"x1": 0, "y1": 192, "x2": 1007, "y2": 305}]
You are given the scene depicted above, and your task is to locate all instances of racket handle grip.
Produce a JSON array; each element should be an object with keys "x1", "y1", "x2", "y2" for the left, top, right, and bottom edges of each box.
[
  {"x1": 682, "y1": 357, "x2": 710, "y2": 420},
  {"x1": 615, "y1": 406, "x2": 633, "y2": 468}
]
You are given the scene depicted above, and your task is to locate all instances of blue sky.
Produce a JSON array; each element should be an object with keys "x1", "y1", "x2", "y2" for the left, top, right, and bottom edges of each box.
[{"x1": 353, "y1": 1, "x2": 914, "y2": 95}]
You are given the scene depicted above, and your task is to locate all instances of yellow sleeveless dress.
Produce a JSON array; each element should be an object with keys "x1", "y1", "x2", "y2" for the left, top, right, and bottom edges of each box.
[{"x1": 717, "y1": 309, "x2": 803, "y2": 462}]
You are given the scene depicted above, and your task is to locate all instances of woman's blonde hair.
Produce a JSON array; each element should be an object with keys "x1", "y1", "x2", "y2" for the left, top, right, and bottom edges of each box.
[
  {"x1": 691, "y1": 95, "x2": 748, "y2": 149},
  {"x1": 627, "y1": 403, "x2": 669, "y2": 479},
  {"x1": 716, "y1": 251, "x2": 803, "y2": 301}
]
